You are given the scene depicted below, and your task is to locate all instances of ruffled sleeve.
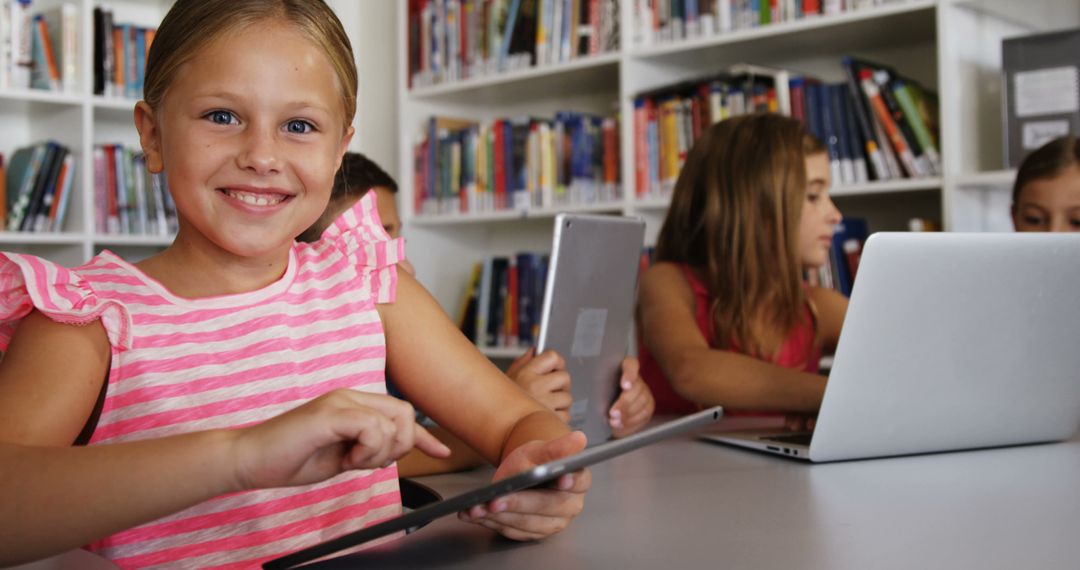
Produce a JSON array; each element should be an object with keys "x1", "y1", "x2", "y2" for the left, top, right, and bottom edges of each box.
[
  {"x1": 318, "y1": 191, "x2": 406, "y2": 304},
  {"x1": 0, "y1": 253, "x2": 133, "y2": 351}
]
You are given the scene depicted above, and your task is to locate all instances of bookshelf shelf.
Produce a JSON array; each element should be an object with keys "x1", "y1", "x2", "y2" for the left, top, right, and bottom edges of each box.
[
  {"x1": 629, "y1": 0, "x2": 938, "y2": 60},
  {"x1": 0, "y1": 88, "x2": 84, "y2": 106},
  {"x1": 93, "y1": 234, "x2": 175, "y2": 247},
  {"x1": 411, "y1": 202, "x2": 626, "y2": 226},
  {"x1": 0, "y1": 231, "x2": 85, "y2": 245},
  {"x1": 632, "y1": 196, "x2": 671, "y2": 211},
  {"x1": 831, "y1": 178, "x2": 943, "y2": 197},
  {"x1": 953, "y1": 170, "x2": 1016, "y2": 190},
  {"x1": 409, "y1": 52, "x2": 621, "y2": 101},
  {"x1": 92, "y1": 96, "x2": 141, "y2": 111}
]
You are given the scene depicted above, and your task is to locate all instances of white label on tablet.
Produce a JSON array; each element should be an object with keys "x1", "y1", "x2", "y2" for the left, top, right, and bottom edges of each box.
[
  {"x1": 569, "y1": 399, "x2": 588, "y2": 430},
  {"x1": 571, "y1": 308, "x2": 607, "y2": 358},
  {"x1": 1014, "y1": 66, "x2": 1079, "y2": 118}
]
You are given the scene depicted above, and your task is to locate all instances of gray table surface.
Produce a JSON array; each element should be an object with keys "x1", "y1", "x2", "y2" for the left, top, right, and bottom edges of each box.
[{"x1": 310, "y1": 422, "x2": 1080, "y2": 570}]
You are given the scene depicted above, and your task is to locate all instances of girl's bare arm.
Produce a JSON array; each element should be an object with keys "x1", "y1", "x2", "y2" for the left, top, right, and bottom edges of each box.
[{"x1": 638, "y1": 263, "x2": 827, "y2": 413}]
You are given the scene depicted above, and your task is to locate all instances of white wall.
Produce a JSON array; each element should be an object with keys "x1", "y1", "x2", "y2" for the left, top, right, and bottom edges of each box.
[{"x1": 327, "y1": 0, "x2": 400, "y2": 179}]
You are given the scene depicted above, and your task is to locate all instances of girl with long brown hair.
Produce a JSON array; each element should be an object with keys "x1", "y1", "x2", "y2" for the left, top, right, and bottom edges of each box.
[{"x1": 637, "y1": 113, "x2": 847, "y2": 419}]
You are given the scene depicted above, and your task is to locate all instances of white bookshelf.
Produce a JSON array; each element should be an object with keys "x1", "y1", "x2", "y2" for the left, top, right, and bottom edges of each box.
[
  {"x1": 0, "y1": 0, "x2": 386, "y2": 267},
  {"x1": 399, "y1": 0, "x2": 1080, "y2": 317}
]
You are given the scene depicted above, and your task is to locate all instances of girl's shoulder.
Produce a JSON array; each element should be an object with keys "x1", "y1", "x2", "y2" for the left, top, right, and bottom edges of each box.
[
  {"x1": 0, "y1": 252, "x2": 133, "y2": 351},
  {"x1": 295, "y1": 191, "x2": 405, "y2": 304},
  {"x1": 642, "y1": 262, "x2": 706, "y2": 297}
]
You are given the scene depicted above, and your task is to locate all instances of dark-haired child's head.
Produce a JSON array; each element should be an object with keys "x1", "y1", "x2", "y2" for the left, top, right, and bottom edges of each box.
[{"x1": 1012, "y1": 136, "x2": 1080, "y2": 233}]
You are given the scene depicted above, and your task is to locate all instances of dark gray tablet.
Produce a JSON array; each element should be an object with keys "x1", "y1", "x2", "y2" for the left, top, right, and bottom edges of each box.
[
  {"x1": 263, "y1": 406, "x2": 723, "y2": 569},
  {"x1": 535, "y1": 213, "x2": 646, "y2": 444}
]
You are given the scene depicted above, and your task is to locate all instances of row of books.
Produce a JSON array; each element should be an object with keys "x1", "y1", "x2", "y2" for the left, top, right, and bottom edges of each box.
[
  {"x1": 632, "y1": 0, "x2": 911, "y2": 46},
  {"x1": 632, "y1": 58, "x2": 940, "y2": 197},
  {"x1": 93, "y1": 6, "x2": 156, "y2": 100},
  {"x1": 459, "y1": 253, "x2": 550, "y2": 348},
  {"x1": 408, "y1": 0, "x2": 619, "y2": 89},
  {"x1": 805, "y1": 216, "x2": 939, "y2": 295},
  {"x1": 92, "y1": 144, "x2": 178, "y2": 237},
  {"x1": 1, "y1": 141, "x2": 75, "y2": 233},
  {"x1": 413, "y1": 112, "x2": 621, "y2": 216},
  {"x1": 0, "y1": 1, "x2": 77, "y2": 92}
]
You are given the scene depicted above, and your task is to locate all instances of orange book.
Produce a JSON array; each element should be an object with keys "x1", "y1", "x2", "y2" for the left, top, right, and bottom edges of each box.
[
  {"x1": 112, "y1": 27, "x2": 125, "y2": 95},
  {"x1": 47, "y1": 157, "x2": 69, "y2": 226},
  {"x1": 144, "y1": 28, "x2": 156, "y2": 58},
  {"x1": 36, "y1": 18, "x2": 61, "y2": 89}
]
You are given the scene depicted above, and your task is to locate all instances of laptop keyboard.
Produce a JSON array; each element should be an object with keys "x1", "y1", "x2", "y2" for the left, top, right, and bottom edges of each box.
[{"x1": 762, "y1": 433, "x2": 813, "y2": 446}]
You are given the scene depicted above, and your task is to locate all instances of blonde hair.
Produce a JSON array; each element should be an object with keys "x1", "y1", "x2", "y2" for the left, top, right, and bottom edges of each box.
[
  {"x1": 655, "y1": 114, "x2": 825, "y2": 359},
  {"x1": 143, "y1": 0, "x2": 357, "y2": 129}
]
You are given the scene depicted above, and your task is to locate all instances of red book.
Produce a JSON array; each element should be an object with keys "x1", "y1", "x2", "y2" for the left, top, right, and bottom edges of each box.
[
  {"x1": 633, "y1": 100, "x2": 648, "y2": 197},
  {"x1": 602, "y1": 118, "x2": 618, "y2": 187},
  {"x1": 803, "y1": 0, "x2": 821, "y2": 15},
  {"x1": 103, "y1": 145, "x2": 118, "y2": 233}
]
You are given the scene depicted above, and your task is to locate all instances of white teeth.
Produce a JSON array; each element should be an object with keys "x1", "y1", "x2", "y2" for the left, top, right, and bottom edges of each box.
[{"x1": 224, "y1": 189, "x2": 286, "y2": 207}]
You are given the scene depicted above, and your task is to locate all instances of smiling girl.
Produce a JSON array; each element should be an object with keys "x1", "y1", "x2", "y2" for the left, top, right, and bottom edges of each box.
[
  {"x1": 0, "y1": 1, "x2": 589, "y2": 567},
  {"x1": 637, "y1": 114, "x2": 847, "y2": 421}
]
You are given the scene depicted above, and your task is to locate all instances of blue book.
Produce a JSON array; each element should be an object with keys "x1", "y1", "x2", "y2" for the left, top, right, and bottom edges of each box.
[
  {"x1": 500, "y1": 0, "x2": 522, "y2": 70},
  {"x1": 830, "y1": 217, "x2": 868, "y2": 297},
  {"x1": 135, "y1": 28, "x2": 146, "y2": 99}
]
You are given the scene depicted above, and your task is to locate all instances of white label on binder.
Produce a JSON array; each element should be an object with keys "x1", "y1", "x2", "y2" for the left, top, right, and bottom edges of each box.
[
  {"x1": 571, "y1": 308, "x2": 607, "y2": 358},
  {"x1": 1023, "y1": 120, "x2": 1071, "y2": 150},
  {"x1": 1014, "y1": 66, "x2": 1079, "y2": 118}
]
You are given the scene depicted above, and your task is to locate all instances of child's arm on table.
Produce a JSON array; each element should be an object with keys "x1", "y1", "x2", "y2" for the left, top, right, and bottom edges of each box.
[
  {"x1": 0, "y1": 389, "x2": 449, "y2": 567},
  {"x1": 638, "y1": 263, "x2": 827, "y2": 413},
  {"x1": 380, "y1": 272, "x2": 591, "y2": 540}
]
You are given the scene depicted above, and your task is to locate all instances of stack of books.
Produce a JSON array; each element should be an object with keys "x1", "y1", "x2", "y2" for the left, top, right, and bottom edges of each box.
[
  {"x1": 0, "y1": 1, "x2": 78, "y2": 93},
  {"x1": 93, "y1": 144, "x2": 177, "y2": 237},
  {"x1": 632, "y1": 58, "x2": 940, "y2": 198},
  {"x1": 413, "y1": 111, "x2": 621, "y2": 215},
  {"x1": 408, "y1": 0, "x2": 620, "y2": 88},
  {"x1": 633, "y1": 0, "x2": 913, "y2": 46},
  {"x1": 92, "y1": 6, "x2": 156, "y2": 99},
  {"x1": 1, "y1": 141, "x2": 75, "y2": 233}
]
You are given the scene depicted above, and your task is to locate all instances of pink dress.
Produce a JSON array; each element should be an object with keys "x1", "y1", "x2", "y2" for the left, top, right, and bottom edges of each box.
[
  {"x1": 0, "y1": 192, "x2": 404, "y2": 569},
  {"x1": 639, "y1": 264, "x2": 821, "y2": 415}
]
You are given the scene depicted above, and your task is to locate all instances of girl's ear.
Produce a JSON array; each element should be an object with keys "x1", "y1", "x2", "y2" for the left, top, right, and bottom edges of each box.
[
  {"x1": 134, "y1": 101, "x2": 165, "y2": 173},
  {"x1": 339, "y1": 126, "x2": 355, "y2": 163}
]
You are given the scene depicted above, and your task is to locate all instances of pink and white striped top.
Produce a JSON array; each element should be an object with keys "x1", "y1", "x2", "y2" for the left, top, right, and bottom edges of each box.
[{"x1": 0, "y1": 192, "x2": 405, "y2": 569}]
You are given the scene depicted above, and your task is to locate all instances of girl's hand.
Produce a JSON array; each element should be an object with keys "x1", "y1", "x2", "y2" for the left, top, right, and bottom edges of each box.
[
  {"x1": 232, "y1": 389, "x2": 451, "y2": 490},
  {"x1": 507, "y1": 348, "x2": 573, "y2": 423},
  {"x1": 458, "y1": 431, "x2": 591, "y2": 540},
  {"x1": 608, "y1": 357, "x2": 656, "y2": 438}
]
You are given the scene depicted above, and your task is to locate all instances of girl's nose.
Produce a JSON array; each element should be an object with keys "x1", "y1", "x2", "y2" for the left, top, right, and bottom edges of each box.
[{"x1": 237, "y1": 129, "x2": 282, "y2": 175}]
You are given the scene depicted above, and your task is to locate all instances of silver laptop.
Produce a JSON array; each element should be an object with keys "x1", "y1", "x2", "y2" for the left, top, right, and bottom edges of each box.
[
  {"x1": 704, "y1": 232, "x2": 1080, "y2": 462},
  {"x1": 536, "y1": 213, "x2": 646, "y2": 445}
]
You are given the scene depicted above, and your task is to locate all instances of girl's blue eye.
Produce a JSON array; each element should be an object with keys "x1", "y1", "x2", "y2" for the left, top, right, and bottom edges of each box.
[
  {"x1": 286, "y1": 120, "x2": 314, "y2": 134},
  {"x1": 207, "y1": 110, "x2": 236, "y2": 125}
]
